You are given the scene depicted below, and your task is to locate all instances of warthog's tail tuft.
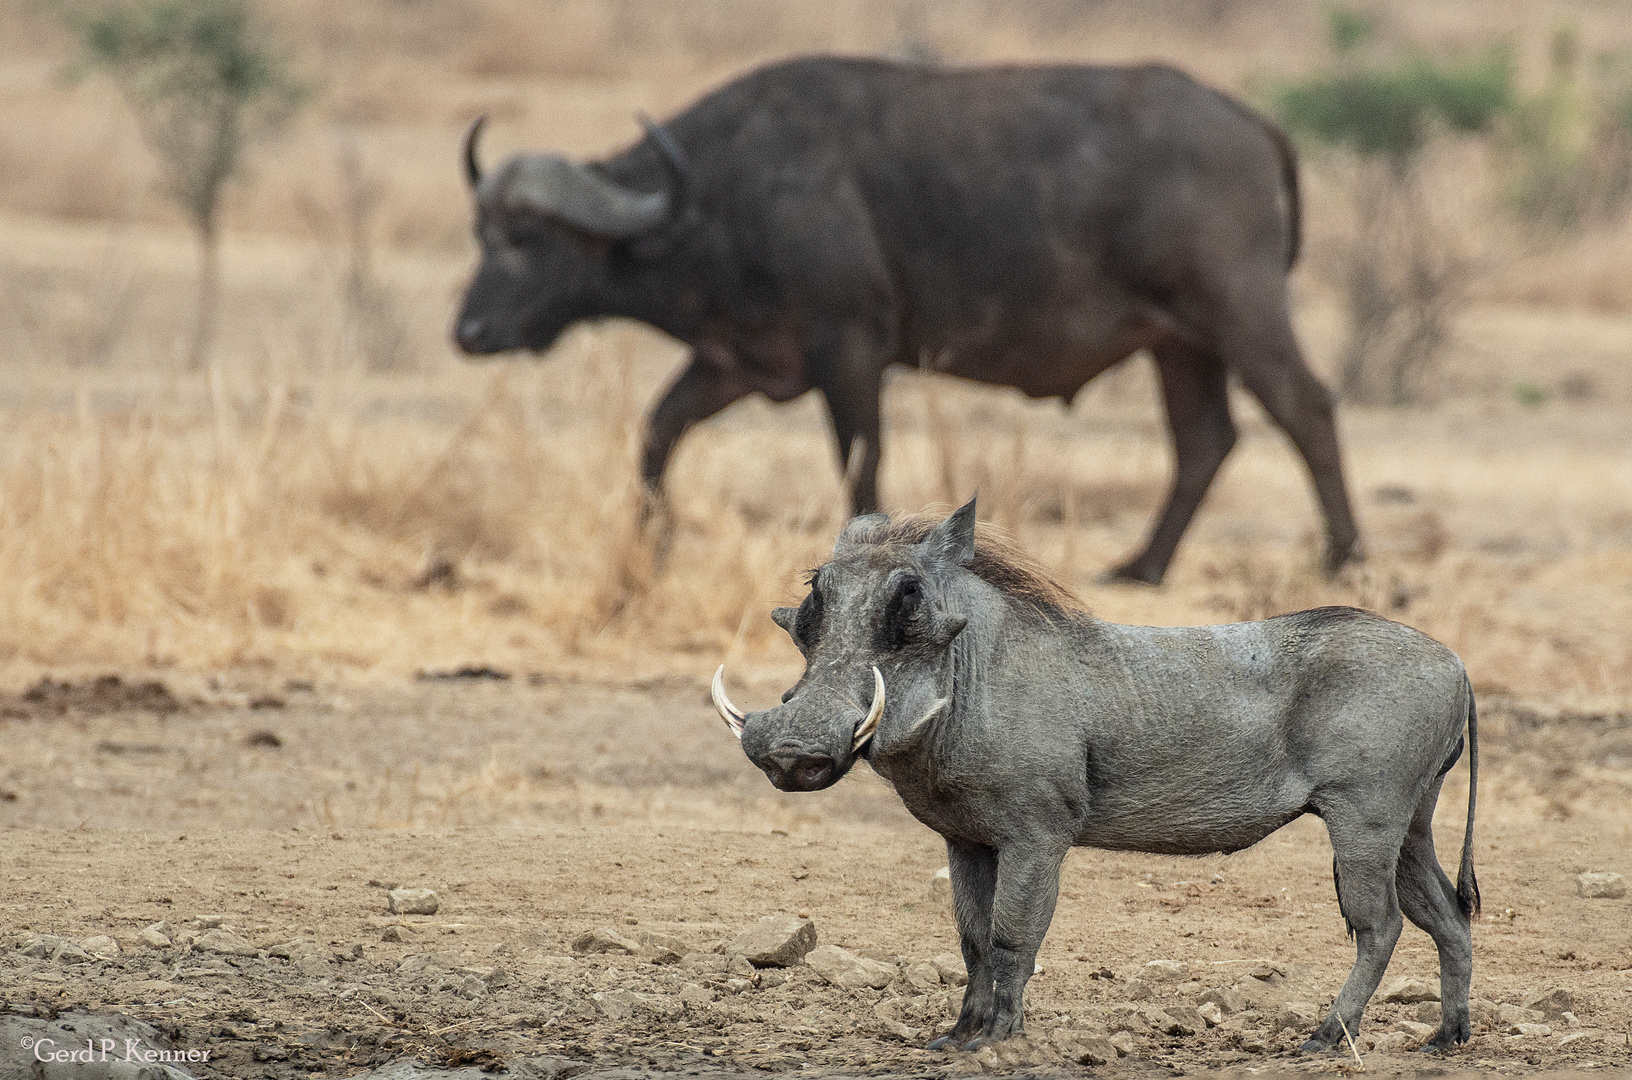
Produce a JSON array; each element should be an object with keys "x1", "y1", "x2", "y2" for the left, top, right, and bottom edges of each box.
[{"x1": 1455, "y1": 675, "x2": 1481, "y2": 919}]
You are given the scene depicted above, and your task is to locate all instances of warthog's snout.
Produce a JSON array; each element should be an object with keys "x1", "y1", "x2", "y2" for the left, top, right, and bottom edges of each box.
[{"x1": 759, "y1": 748, "x2": 837, "y2": 792}]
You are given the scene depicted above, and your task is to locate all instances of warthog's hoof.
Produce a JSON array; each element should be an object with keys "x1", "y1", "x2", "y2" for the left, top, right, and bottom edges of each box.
[{"x1": 1298, "y1": 1036, "x2": 1336, "y2": 1055}]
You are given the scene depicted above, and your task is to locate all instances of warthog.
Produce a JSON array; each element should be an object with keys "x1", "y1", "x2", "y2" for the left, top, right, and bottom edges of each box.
[{"x1": 713, "y1": 499, "x2": 1478, "y2": 1053}]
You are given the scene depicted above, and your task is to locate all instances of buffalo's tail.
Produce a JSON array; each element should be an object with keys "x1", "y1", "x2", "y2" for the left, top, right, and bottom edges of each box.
[{"x1": 1455, "y1": 674, "x2": 1481, "y2": 919}]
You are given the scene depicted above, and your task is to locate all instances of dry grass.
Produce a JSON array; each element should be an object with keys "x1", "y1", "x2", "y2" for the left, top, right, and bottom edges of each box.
[{"x1": 0, "y1": 0, "x2": 1630, "y2": 711}]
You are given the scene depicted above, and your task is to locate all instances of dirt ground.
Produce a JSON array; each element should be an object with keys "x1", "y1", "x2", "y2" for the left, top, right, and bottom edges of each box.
[{"x1": 1, "y1": 674, "x2": 1628, "y2": 1079}]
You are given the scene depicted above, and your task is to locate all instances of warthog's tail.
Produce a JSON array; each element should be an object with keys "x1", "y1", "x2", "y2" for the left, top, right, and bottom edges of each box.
[{"x1": 1456, "y1": 674, "x2": 1481, "y2": 919}]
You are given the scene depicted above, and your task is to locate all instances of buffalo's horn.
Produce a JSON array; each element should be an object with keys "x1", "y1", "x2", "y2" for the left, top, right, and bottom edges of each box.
[
  {"x1": 463, "y1": 115, "x2": 487, "y2": 188},
  {"x1": 504, "y1": 154, "x2": 669, "y2": 239},
  {"x1": 712, "y1": 665, "x2": 746, "y2": 740},
  {"x1": 852, "y1": 667, "x2": 886, "y2": 753}
]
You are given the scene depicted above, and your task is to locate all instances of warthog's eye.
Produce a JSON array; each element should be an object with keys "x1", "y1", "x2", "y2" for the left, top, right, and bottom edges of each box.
[{"x1": 880, "y1": 577, "x2": 923, "y2": 652}]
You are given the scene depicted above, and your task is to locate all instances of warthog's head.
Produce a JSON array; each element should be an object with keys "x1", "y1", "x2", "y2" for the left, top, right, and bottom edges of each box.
[
  {"x1": 453, "y1": 116, "x2": 685, "y2": 356},
  {"x1": 714, "y1": 500, "x2": 983, "y2": 792}
]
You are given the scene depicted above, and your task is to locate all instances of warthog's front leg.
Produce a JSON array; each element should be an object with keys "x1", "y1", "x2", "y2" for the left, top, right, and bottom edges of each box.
[
  {"x1": 928, "y1": 840, "x2": 997, "y2": 1050},
  {"x1": 941, "y1": 839, "x2": 1069, "y2": 1051}
]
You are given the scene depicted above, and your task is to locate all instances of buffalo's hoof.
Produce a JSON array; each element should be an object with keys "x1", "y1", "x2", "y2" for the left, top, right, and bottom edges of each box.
[{"x1": 1097, "y1": 564, "x2": 1162, "y2": 587}]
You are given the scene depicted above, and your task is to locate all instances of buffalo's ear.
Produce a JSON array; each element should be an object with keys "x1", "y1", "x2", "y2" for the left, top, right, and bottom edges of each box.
[
  {"x1": 770, "y1": 607, "x2": 797, "y2": 634},
  {"x1": 923, "y1": 497, "x2": 977, "y2": 565},
  {"x1": 833, "y1": 512, "x2": 891, "y2": 555}
]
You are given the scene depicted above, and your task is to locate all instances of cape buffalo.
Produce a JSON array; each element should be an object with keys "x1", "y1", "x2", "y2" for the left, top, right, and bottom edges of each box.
[
  {"x1": 713, "y1": 498, "x2": 1478, "y2": 1053},
  {"x1": 455, "y1": 56, "x2": 1360, "y2": 584}
]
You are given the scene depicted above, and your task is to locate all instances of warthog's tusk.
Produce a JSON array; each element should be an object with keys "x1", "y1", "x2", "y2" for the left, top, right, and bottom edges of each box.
[
  {"x1": 712, "y1": 665, "x2": 746, "y2": 739},
  {"x1": 852, "y1": 667, "x2": 886, "y2": 753}
]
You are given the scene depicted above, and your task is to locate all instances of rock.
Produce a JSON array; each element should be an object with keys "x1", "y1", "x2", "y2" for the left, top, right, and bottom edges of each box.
[
  {"x1": 721, "y1": 915, "x2": 816, "y2": 967},
  {"x1": 1576, "y1": 872, "x2": 1625, "y2": 899},
  {"x1": 573, "y1": 927, "x2": 640, "y2": 954},
  {"x1": 645, "y1": 946, "x2": 683, "y2": 965},
  {"x1": 1275, "y1": 1002, "x2": 1320, "y2": 1033},
  {"x1": 1146, "y1": 1006, "x2": 1202, "y2": 1037},
  {"x1": 1521, "y1": 987, "x2": 1578, "y2": 1019},
  {"x1": 1558, "y1": 1031, "x2": 1596, "y2": 1049},
  {"x1": 52, "y1": 941, "x2": 95, "y2": 965},
  {"x1": 678, "y1": 982, "x2": 714, "y2": 1008},
  {"x1": 1063, "y1": 1033, "x2": 1119, "y2": 1065},
  {"x1": 381, "y1": 925, "x2": 414, "y2": 943},
  {"x1": 638, "y1": 931, "x2": 688, "y2": 963},
  {"x1": 1561, "y1": 1011, "x2": 1581, "y2": 1027},
  {"x1": 759, "y1": 970, "x2": 788, "y2": 988},
  {"x1": 1108, "y1": 1031, "x2": 1138, "y2": 1057},
  {"x1": 1395, "y1": 1020, "x2": 1436, "y2": 1039},
  {"x1": 929, "y1": 866, "x2": 952, "y2": 902},
  {"x1": 194, "y1": 928, "x2": 258, "y2": 957},
  {"x1": 1414, "y1": 1001, "x2": 1442, "y2": 1024},
  {"x1": 1141, "y1": 959, "x2": 1189, "y2": 982},
  {"x1": 1197, "y1": 985, "x2": 1247, "y2": 1015},
  {"x1": 1373, "y1": 1031, "x2": 1412, "y2": 1052},
  {"x1": 455, "y1": 974, "x2": 486, "y2": 998},
  {"x1": 1123, "y1": 977, "x2": 1153, "y2": 1001},
  {"x1": 905, "y1": 961, "x2": 942, "y2": 991},
  {"x1": 195, "y1": 915, "x2": 224, "y2": 929},
  {"x1": 806, "y1": 944, "x2": 896, "y2": 989},
  {"x1": 1469, "y1": 998, "x2": 1499, "y2": 1027},
  {"x1": 679, "y1": 952, "x2": 727, "y2": 972},
  {"x1": 16, "y1": 934, "x2": 63, "y2": 958},
  {"x1": 1105, "y1": 1005, "x2": 1143, "y2": 1033},
  {"x1": 1197, "y1": 1001, "x2": 1223, "y2": 1027},
  {"x1": 139, "y1": 923, "x2": 173, "y2": 949},
  {"x1": 724, "y1": 977, "x2": 754, "y2": 994},
  {"x1": 592, "y1": 989, "x2": 638, "y2": 1020},
  {"x1": 1496, "y1": 1003, "x2": 1545, "y2": 1025},
  {"x1": 1237, "y1": 1031, "x2": 1269, "y2": 1054},
  {"x1": 1509, "y1": 1022, "x2": 1553, "y2": 1037},
  {"x1": 930, "y1": 952, "x2": 967, "y2": 986},
  {"x1": 80, "y1": 935, "x2": 120, "y2": 957},
  {"x1": 386, "y1": 888, "x2": 440, "y2": 915},
  {"x1": 727, "y1": 954, "x2": 758, "y2": 979},
  {"x1": 1379, "y1": 975, "x2": 1440, "y2": 1004}
]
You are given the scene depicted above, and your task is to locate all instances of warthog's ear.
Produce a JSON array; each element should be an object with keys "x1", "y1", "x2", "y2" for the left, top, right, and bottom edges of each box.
[
  {"x1": 922, "y1": 497, "x2": 977, "y2": 565},
  {"x1": 834, "y1": 512, "x2": 891, "y2": 555},
  {"x1": 771, "y1": 607, "x2": 797, "y2": 634}
]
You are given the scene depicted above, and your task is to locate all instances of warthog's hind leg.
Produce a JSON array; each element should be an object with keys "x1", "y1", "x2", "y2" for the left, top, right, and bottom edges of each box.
[
  {"x1": 1303, "y1": 815, "x2": 1405, "y2": 1053},
  {"x1": 1396, "y1": 783, "x2": 1474, "y2": 1051},
  {"x1": 928, "y1": 840, "x2": 998, "y2": 1051}
]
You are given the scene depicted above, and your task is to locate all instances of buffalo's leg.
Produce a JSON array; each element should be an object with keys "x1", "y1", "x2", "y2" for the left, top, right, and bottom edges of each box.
[
  {"x1": 961, "y1": 840, "x2": 1069, "y2": 1050},
  {"x1": 1396, "y1": 781, "x2": 1474, "y2": 1050},
  {"x1": 1216, "y1": 300, "x2": 1360, "y2": 574},
  {"x1": 929, "y1": 840, "x2": 998, "y2": 1050},
  {"x1": 811, "y1": 325, "x2": 887, "y2": 515},
  {"x1": 640, "y1": 359, "x2": 750, "y2": 518},
  {"x1": 1305, "y1": 816, "x2": 1405, "y2": 1052},
  {"x1": 1110, "y1": 343, "x2": 1236, "y2": 584}
]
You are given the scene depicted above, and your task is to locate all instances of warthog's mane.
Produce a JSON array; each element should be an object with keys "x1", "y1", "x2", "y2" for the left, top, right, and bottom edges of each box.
[{"x1": 847, "y1": 512, "x2": 1087, "y2": 622}]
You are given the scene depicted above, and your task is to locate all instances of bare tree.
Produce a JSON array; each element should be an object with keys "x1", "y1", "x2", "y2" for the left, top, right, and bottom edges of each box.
[{"x1": 74, "y1": 0, "x2": 301, "y2": 368}]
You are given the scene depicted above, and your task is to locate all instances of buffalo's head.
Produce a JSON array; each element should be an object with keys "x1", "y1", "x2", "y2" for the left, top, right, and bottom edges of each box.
[
  {"x1": 714, "y1": 500, "x2": 979, "y2": 792},
  {"x1": 453, "y1": 116, "x2": 685, "y2": 356}
]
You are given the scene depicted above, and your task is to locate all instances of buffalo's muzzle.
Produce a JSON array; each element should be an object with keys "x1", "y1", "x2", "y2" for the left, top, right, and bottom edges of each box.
[{"x1": 760, "y1": 749, "x2": 836, "y2": 792}]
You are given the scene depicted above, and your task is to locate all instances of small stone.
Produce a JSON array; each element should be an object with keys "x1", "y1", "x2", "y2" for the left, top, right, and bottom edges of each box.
[
  {"x1": 196, "y1": 915, "x2": 224, "y2": 929},
  {"x1": 680, "y1": 952, "x2": 727, "y2": 972},
  {"x1": 16, "y1": 934, "x2": 63, "y2": 958},
  {"x1": 592, "y1": 989, "x2": 638, "y2": 1019},
  {"x1": 1141, "y1": 959, "x2": 1189, "y2": 982},
  {"x1": 759, "y1": 970, "x2": 788, "y2": 988},
  {"x1": 139, "y1": 923, "x2": 172, "y2": 949},
  {"x1": 1237, "y1": 1032, "x2": 1268, "y2": 1054},
  {"x1": 1576, "y1": 872, "x2": 1625, "y2": 899},
  {"x1": 1521, "y1": 987, "x2": 1578, "y2": 1020},
  {"x1": 727, "y1": 954, "x2": 758, "y2": 978},
  {"x1": 1509, "y1": 1022, "x2": 1553, "y2": 1037},
  {"x1": 1197, "y1": 985, "x2": 1246, "y2": 1015},
  {"x1": 381, "y1": 925, "x2": 414, "y2": 943},
  {"x1": 724, "y1": 977, "x2": 753, "y2": 994},
  {"x1": 1496, "y1": 1003, "x2": 1545, "y2": 1025},
  {"x1": 1066, "y1": 1034, "x2": 1118, "y2": 1066},
  {"x1": 1373, "y1": 1031, "x2": 1412, "y2": 1052},
  {"x1": 905, "y1": 961, "x2": 942, "y2": 991},
  {"x1": 638, "y1": 930, "x2": 688, "y2": 963},
  {"x1": 1395, "y1": 1020, "x2": 1436, "y2": 1039},
  {"x1": 806, "y1": 943, "x2": 896, "y2": 989},
  {"x1": 930, "y1": 952, "x2": 967, "y2": 986},
  {"x1": 1197, "y1": 1001, "x2": 1223, "y2": 1026},
  {"x1": 1108, "y1": 1031, "x2": 1138, "y2": 1056},
  {"x1": 1105, "y1": 1005, "x2": 1143, "y2": 1033},
  {"x1": 1275, "y1": 1001, "x2": 1320, "y2": 1033},
  {"x1": 51, "y1": 942, "x2": 94, "y2": 965},
  {"x1": 1379, "y1": 975, "x2": 1440, "y2": 1003},
  {"x1": 1558, "y1": 1031, "x2": 1596, "y2": 1048},
  {"x1": 80, "y1": 935, "x2": 119, "y2": 957},
  {"x1": 194, "y1": 928, "x2": 258, "y2": 957},
  {"x1": 929, "y1": 866, "x2": 952, "y2": 902},
  {"x1": 722, "y1": 915, "x2": 817, "y2": 967},
  {"x1": 456, "y1": 974, "x2": 487, "y2": 998},
  {"x1": 1414, "y1": 1001, "x2": 1442, "y2": 1024},
  {"x1": 1156, "y1": 1005, "x2": 1205, "y2": 1036},
  {"x1": 387, "y1": 888, "x2": 439, "y2": 915},
  {"x1": 1123, "y1": 977, "x2": 1153, "y2": 1001},
  {"x1": 678, "y1": 982, "x2": 714, "y2": 1008},
  {"x1": 573, "y1": 927, "x2": 641, "y2": 954}
]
